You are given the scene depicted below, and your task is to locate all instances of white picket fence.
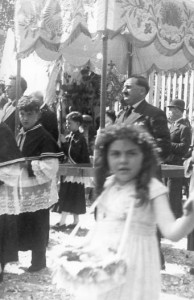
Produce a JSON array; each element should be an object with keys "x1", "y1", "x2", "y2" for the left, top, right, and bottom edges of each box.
[{"x1": 146, "y1": 70, "x2": 194, "y2": 122}]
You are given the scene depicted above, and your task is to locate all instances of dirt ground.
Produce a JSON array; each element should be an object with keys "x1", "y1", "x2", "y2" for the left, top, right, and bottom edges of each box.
[{"x1": 0, "y1": 211, "x2": 194, "y2": 300}]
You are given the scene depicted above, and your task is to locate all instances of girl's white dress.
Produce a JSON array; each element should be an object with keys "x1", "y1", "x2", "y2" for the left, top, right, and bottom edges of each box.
[{"x1": 54, "y1": 176, "x2": 168, "y2": 300}]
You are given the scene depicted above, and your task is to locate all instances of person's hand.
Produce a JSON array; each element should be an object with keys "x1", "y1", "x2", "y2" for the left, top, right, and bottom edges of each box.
[
  {"x1": 95, "y1": 128, "x2": 103, "y2": 145},
  {"x1": 60, "y1": 134, "x2": 66, "y2": 143},
  {"x1": 183, "y1": 193, "x2": 194, "y2": 216},
  {"x1": 89, "y1": 155, "x2": 94, "y2": 164},
  {"x1": 19, "y1": 160, "x2": 28, "y2": 169}
]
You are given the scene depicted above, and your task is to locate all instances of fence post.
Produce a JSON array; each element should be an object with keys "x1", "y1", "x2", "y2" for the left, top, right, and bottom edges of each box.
[
  {"x1": 178, "y1": 74, "x2": 183, "y2": 99},
  {"x1": 189, "y1": 70, "x2": 194, "y2": 122},
  {"x1": 172, "y1": 72, "x2": 177, "y2": 99}
]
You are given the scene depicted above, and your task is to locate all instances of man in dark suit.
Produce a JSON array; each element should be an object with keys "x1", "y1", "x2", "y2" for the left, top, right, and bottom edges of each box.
[
  {"x1": 2, "y1": 75, "x2": 27, "y2": 134},
  {"x1": 166, "y1": 99, "x2": 192, "y2": 218},
  {"x1": 30, "y1": 91, "x2": 59, "y2": 142},
  {"x1": 117, "y1": 75, "x2": 171, "y2": 269},
  {"x1": 117, "y1": 75, "x2": 171, "y2": 162}
]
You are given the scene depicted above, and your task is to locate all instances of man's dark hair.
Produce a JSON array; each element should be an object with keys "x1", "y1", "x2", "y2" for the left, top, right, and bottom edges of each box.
[
  {"x1": 130, "y1": 75, "x2": 150, "y2": 94},
  {"x1": 66, "y1": 111, "x2": 83, "y2": 125},
  {"x1": 9, "y1": 75, "x2": 27, "y2": 93},
  {"x1": 17, "y1": 95, "x2": 40, "y2": 112}
]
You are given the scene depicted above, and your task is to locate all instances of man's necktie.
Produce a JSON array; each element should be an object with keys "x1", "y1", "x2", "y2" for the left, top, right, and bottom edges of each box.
[{"x1": 124, "y1": 106, "x2": 134, "y2": 120}]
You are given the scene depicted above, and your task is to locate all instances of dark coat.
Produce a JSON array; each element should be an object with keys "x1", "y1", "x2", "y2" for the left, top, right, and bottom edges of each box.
[
  {"x1": 116, "y1": 100, "x2": 171, "y2": 162},
  {"x1": 1, "y1": 104, "x2": 16, "y2": 134},
  {"x1": 58, "y1": 130, "x2": 89, "y2": 215},
  {"x1": 17, "y1": 123, "x2": 61, "y2": 158},
  {"x1": 0, "y1": 123, "x2": 21, "y2": 163},
  {"x1": 166, "y1": 118, "x2": 192, "y2": 165},
  {"x1": 0, "y1": 94, "x2": 8, "y2": 109},
  {"x1": 166, "y1": 118, "x2": 191, "y2": 218},
  {"x1": 0, "y1": 123, "x2": 21, "y2": 265},
  {"x1": 40, "y1": 104, "x2": 59, "y2": 142},
  {"x1": 61, "y1": 130, "x2": 90, "y2": 164}
]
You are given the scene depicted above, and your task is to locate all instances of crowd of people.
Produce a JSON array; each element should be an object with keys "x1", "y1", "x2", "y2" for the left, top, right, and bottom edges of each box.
[{"x1": 0, "y1": 74, "x2": 194, "y2": 300}]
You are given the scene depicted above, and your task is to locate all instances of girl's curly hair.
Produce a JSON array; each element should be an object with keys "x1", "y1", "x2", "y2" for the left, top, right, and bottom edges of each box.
[{"x1": 94, "y1": 124, "x2": 161, "y2": 206}]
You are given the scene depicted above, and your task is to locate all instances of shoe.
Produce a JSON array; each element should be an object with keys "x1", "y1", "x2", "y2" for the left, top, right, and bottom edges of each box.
[
  {"x1": 66, "y1": 224, "x2": 77, "y2": 230},
  {"x1": 27, "y1": 263, "x2": 46, "y2": 272},
  {"x1": 189, "y1": 267, "x2": 194, "y2": 275},
  {"x1": 58, "y1": 224, "x2": 69, "y2": 231},
  {"x1": 52, "y1": 222, "x2": 61, "y2": 228},
  {"x1": 52, "y1": 223, "x2": 67, "y2": 230},
  {"x1": 161, "y1": 263, "x2": 166, "y2": 271}
]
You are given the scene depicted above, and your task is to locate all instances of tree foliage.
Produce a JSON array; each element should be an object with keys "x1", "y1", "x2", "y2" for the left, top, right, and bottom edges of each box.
[
  {"x1": 0, "y1": 0, "x2": 96, "y2": 32},
  {"x1": 0, "y1": 0, "x2": 15, "y2": 65},
  {"x1": 0, "y1": 0, "x2": 15, "y2": 32}
]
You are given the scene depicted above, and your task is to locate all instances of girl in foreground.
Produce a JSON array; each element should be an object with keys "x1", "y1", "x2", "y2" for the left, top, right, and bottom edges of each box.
[{"x1": 54, "y1": 124, "x2": 194, "y2": 300}]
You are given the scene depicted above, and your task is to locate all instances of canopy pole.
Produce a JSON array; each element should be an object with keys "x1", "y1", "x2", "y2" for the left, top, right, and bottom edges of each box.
[
  {"x1": 99, "y1": 0, "x2": 109, "y2": 129},
  {"x1": 15, "y1": 58, "x2": 21, "y2": 137},
  {"x1": 128, "y1": 42, "x2": 133, "y2": 77}
]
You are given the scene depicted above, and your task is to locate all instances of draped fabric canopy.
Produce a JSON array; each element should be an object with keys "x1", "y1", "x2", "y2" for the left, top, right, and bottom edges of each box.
[
  {"x1": 14, "y1": 0, "x2": 194, "y2": 76},
  {"x1": 14, "y1": 0, "x2": 129, "y2": 75},
  {"x1": 120, "y1": 0, "x2": 194, "y2": 55},
  {"x1": 120, "y1": 0, "x2": 194, "y2": 74},
  {"x1": 15, "y1": 0, "x2": 91, "y2": 58}
]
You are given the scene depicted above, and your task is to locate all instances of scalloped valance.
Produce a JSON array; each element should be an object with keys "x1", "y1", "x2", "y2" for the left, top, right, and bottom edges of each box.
[
  {"x1": 14, "y1": 0, "x2": 194, "y2": 75},
  {"x1": 15, "y1": 0, "x2": 91, "y2": 58},
  {"x1": 118, "y1": 0, "x2": 194, "y2": 59}
]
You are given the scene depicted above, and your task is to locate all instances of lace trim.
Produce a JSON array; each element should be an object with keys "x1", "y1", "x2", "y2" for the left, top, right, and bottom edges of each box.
[
  {"x1": 0, "y1": 181, "x2": 57, "y2": 215},
  {"x1": 63, "y1": 176, "x2": 94, "y2": 187}
]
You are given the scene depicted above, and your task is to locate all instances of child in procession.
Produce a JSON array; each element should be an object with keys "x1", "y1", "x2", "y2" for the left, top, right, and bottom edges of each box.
[
  {"x1": 53, "y1": 124, "x2": 194, "y2": 300},
  {"x1": 56, "y1": 111, "x2": 90, "y2": 229},
  {"x1": 16, "y1": 95, "x2": 63, "y2": 272}
]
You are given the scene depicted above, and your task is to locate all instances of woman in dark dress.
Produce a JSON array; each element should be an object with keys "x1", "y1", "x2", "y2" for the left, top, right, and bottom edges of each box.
[
  {"x1": 56, "y1": 111, "x2": 90, "y2": 229},
  {"x1": 0, "y1": 123, "x2": 21, "y2": 282}
]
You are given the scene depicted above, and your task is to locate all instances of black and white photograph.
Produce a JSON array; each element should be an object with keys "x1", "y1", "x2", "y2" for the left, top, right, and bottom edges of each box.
[{"x1": 1, "y1": 0, "x2": 194, "y2": 299}]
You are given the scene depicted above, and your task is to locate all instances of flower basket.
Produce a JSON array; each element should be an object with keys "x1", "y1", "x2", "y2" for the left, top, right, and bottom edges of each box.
[{"x1": 53, "y1": 246, "x2": 127, "y2": 296}]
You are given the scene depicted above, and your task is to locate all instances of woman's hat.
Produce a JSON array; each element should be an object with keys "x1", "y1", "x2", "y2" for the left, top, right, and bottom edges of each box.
[{"x1": 167, "y1": 99, "x2": 185, "y2": 111}]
